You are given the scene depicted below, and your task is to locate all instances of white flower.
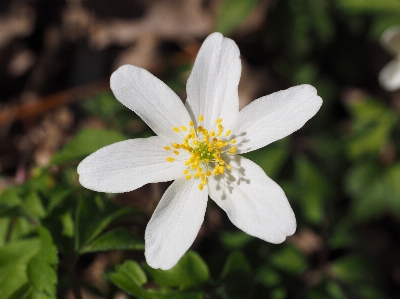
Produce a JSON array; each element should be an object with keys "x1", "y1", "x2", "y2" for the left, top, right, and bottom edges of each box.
[
  {"x1": 379, "y1": 26, "x2": 400, "y2": 91},
  {"x1": 78, "y1": 32, "x2": 322, "y2": 270}
]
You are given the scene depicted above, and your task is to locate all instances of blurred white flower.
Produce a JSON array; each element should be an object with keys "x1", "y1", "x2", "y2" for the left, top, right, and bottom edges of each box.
[
  {"x1": 78, "y1": 32, "x2": 322, "y2": 270},
  {"x1": 379, "y1": 26, "x2": 400, "y2": 91}
]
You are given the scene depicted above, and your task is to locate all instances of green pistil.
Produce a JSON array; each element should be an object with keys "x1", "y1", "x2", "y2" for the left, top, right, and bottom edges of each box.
[{"x1": 193, "y1": 141, "x2": 215, "y2": 161}]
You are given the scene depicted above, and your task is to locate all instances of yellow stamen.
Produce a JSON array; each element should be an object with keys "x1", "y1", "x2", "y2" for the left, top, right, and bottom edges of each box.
[
  {"x1": 199, "y1": 115, "x2": 204, "y2": 122},
  {"x1": 199, "y1": 184, "x2": 204, "y2": 190},
  {"x1": 173, "y1": 150, "x2": 180, "y2": 155},
  {"x1": 167, "y1": 157, "x2": 175, "y2": 162},
  {"x1": 181, "y1": 126, "x2": 187, "y2": 131},
  {"x1": 173, "y1": 127, "x2": 180, "y2": 132},
  {"x1": 225, "y1": 130, "x2": 231, "y2": 136},
  {"x1": 164, "y1": 146, "x2": 171, "y2": 150}
]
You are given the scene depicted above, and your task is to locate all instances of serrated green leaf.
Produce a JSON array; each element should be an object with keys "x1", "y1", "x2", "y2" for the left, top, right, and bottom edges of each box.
[
  {"x1": 51, "y1": 128, "x2": 127, "y2": 165},
  {"x1": 75, "y1": 195, "x2": 139, "y2": 252},
  {"x1": 215, "y1": 0, "x2": 260, "y2": 34},
  {"x1": 0, "y1": 238, "x2": 40, "y2": 299},
  {"x1": 26, "y1": 228, "x2": 58, "y2": 296},
  {"x1": 110, "y1": 260, "x2": 203, "y2": 299},
  {"x1": 144, "y1": 251, "x2": 210, "y2": 290},
  {"x1": 81, "y1": 227, "x2": 144, "y2": 254}
]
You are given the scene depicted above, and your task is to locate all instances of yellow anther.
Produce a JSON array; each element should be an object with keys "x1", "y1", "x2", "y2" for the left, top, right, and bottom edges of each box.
[
  {"x1": 194, "y1": 173, "x2": 200, "y2": 179},
  {"x1": 225, "y1": 130, "x2": 231, "y2": 136},
  {"x1": 230, "y1": 139, "x2": 236, "y2": 144},
  {"x1": 172, "y1": 143, "x2": 180, "y2": 149},
  {"x1": 185, "y1": 160, "x2": 190, "y2": 165},
  {"x1": 216, "y1": 118, "x2": 222, "y2": 124},
  {"x1": 206, "y1": 170, "x2": 211, "y2": 177},
  {"x1": 164, "y1": 146, "x2": 171, "y2": 150},
  {"x1": 199, "y1": 115, "x2": 204, "y2": 122},
  {"x1": 190, "y1": 120, "x2": 194, "y2": 126},
  {"x1": 167, "y1": 157, "x2": 175, "y2": 162},
  {"x1": 186, "y1": 174, "x2": 192, "y2": 180},
  {"x1": 208, "y1": 147, "x2": 213, "y2": 153},
  {"x1": 198, "y1": 167, "x2": 203, "y2": 172},
  {"x1": 229, "y1": 146, "x2": 236, "y2": 154},
  {"x1": 173, "y1": 127, "x2": 180, "y2": 132},
  {"x1": 173, "y1": 150, "x2": 180, "y2": 155},
  {"x1": 219, "y1": 165, "x2": 224, "y2": 173},
  {"x1": 184, "y1": 169, "x2": 189, "y2": 174},
  {"x1": 210, "y1": 131, "x2": 215, "y2": 136},
  {"x1": 199, "y1": 184, "x2": 204, "y2": 190},
  {"x1": 226, "y1": 164, "x2": 232, "y2": 170},
  {"x1": 181, "y1": 126, "x2": 187, "y2": 131}
]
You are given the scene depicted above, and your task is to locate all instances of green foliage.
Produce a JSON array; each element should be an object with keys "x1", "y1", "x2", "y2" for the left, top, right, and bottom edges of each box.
[
  {"x1": 345, "y1": 99, "x2": 397, "y2": 159},
  {"x1": 74, "y1": 195, "x2": 140, "y2": 254},
  {"x1": 337, "y1": 0, "x2": 400, "y2": 13},
  {"x1": 1, "y1": 1, "x2": 400, "y2": 298},
  {"x1": 215, "y1": 0, "x2": 260, "y2": 34},
  {"x1": 109, "y1": 252, "x2": 207, "y2": 299},
  {"x1": 26, "y1": 227, "x2": 58, "y2": 298},
  {"x1": 143, "y1": 251, "x2": 210, "y2": 290},
  {"x1": 51, "y1": 128, "x2": 127, "y2": 165}
]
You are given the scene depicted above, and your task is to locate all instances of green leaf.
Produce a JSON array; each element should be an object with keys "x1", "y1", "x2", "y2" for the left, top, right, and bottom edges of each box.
[
  {"x1": 215, "y1": 0, "x2": 260, "y2": 34},
  {"x1": 345, "y1": 162, "x2": 400, "y2": 221},
  {"x1": 220, "y1": 230, "x2": 253, "y2": 250},
  {"x1": 0, "y1": 238, "x2": 40, "y2": 298},
  {"x1": 25, "y1": 192, "x2": 46, "y2": 219},
  {"x1": 270, "y1": 245, "x2": 306, "y2": 274},
  {"x1": 294, "y1": 156, "x2": 330, "y2": 224},
  {"x1": 331, "y1": 255, "x2": 373, "y2": 285},
  {"x1": 220, "y1": 251, "x2": 253, "y2": 298},
  {"x1": 143, "y1": 251, "x2": 210, "y2": 290},
  {"x1": 26, "y1": 227, "x2": 58, "y2": 297},
  {"x1": 51, "y1": 128, "x2": 127, "y2": 165},
  {"x1": 75, "y1": 195, "x2": 139, "y2": 253},
  {"x1": 110, "y1": 260, "x2": 203, "y2": 299},
  {"x1": 81, "y1": 227, "x2": 144, "y2": 254},
  {"x1": 346, "y1": 99, "x2": 396, "y2": 159}
]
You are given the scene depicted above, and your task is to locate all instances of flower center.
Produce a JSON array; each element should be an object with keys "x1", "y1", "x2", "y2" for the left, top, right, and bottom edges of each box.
[{"x1": 165, "y1": 115, "x2": 236, "y2": 190}]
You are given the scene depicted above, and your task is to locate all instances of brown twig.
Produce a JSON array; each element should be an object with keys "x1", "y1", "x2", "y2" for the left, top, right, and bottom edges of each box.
[{"x1": 0, "y1": 79, "x2": 109, "y2": 126}]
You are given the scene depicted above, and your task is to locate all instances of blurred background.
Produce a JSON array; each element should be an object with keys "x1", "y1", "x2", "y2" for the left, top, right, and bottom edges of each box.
[{"x1": 0, "y1": 0, "x2": 400, "y2": 298}]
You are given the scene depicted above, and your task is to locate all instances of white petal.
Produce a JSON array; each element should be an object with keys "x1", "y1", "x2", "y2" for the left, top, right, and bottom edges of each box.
[
  {"x1": 110, "y1": 65, "x2": 191, "y2": 143},
  {"x1": 145, "y1": 178, "x2": 208, "y2": 270},
  {"x1": 208, "y1": 156, "x2": 296, "y2": 243},
  {"x1": 380, "y1": 26, "x2": 400, "y2": 56},
  {"x1": 379, "y1": 58, "x2": 400, "y2": 91},
  {"x1": 78, "y1": 136, "x2": 188, "y2": 193},
  {"x1": 234, "y1": 85, "x2": 322, "y2": 154},
  {"x1": 185, "y1": 32, "x2": 241, "y2": 131}
]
